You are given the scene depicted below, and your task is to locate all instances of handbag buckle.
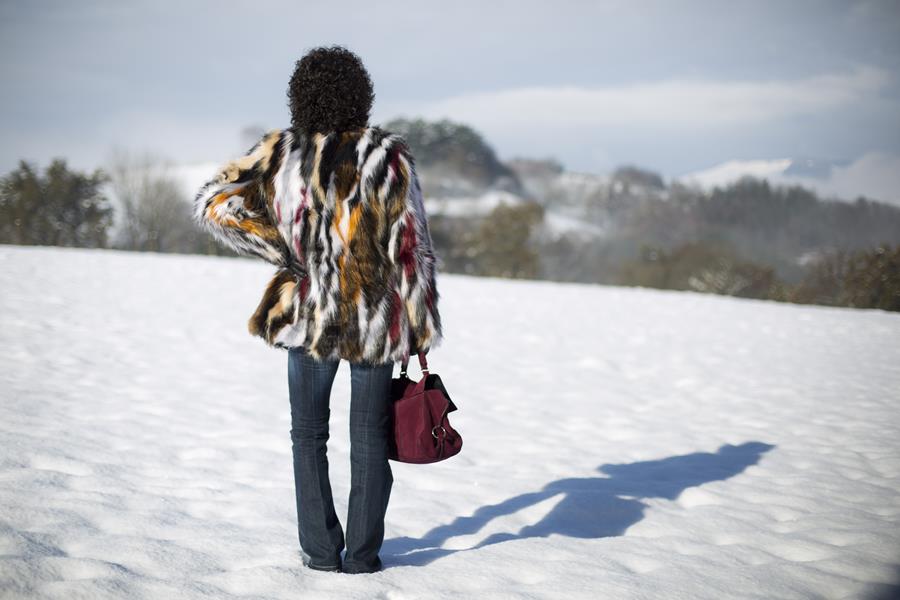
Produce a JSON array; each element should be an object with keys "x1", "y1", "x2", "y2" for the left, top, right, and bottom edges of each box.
[{"x1": 431, "y1": 425, "x2": 447, "y2": 439}]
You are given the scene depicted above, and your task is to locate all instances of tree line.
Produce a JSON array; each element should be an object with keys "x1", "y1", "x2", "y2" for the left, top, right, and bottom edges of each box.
[
  {"x1": 0, "y1": 153, "x2": 236, "y2": 258},
  {"x1": 1, "y1": 152, "x2": 897, "y2": 312},
  {"x1": 434, "y1": 196, "x2": 900, "y2": 312}
]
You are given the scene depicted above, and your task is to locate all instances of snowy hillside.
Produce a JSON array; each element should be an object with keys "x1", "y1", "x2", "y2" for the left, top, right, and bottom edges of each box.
[
  {"x1": 2, "y1": 245, "x2": 899, "y2": 599},
  {"x1": 425, "y1": 192, "x2": 607, "y2": 240},
  {"x1": 678, "y1": 154, "x2": 900, "y2": 207},
  {"x1": 679, "y1": 159, "x2": 796, "y2": 189}
]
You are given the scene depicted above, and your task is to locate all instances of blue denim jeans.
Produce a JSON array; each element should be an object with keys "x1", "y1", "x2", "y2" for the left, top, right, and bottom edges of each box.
[{"x1": 287, "y1": 346, "x2": 395, "y2": 574}]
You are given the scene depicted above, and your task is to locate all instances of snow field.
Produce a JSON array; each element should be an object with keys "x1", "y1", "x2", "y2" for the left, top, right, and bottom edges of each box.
[{"x1": 1, "y1": 244, "x2": 898, "y2": 599}]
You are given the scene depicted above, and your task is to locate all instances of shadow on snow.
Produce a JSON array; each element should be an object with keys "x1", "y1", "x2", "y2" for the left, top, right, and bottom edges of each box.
[{"x1": 382, "y1": 441, "x2": 775, "y2": 567}]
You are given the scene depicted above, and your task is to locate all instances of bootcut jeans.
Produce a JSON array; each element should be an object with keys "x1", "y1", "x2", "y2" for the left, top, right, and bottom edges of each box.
[{"x1": 287, "y1": 345, "x2": 395, "y2": 574}]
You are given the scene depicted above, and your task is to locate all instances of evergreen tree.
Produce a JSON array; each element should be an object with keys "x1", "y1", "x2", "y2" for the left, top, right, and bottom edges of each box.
[{"x1": 0, "y1": 159, "x2": 112, "y2": 247}]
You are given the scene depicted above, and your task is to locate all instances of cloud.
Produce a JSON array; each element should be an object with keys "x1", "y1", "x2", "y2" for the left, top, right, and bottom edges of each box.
[
  {"x1": 406, "y1": 66, "x2": 891, "y2": 134},
  {"x1": 0, "y1": 109, "x2": 253, "y2": 175}
]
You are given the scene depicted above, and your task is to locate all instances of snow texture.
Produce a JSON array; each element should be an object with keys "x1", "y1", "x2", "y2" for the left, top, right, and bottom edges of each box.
[{"x1": 1, "y1": 244, "x2": 899, "y2": 599}]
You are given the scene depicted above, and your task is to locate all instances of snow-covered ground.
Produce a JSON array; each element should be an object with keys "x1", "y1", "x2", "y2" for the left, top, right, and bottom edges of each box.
[{"x1": 2, "y1": 244, "x2": 899, "y2": 600}]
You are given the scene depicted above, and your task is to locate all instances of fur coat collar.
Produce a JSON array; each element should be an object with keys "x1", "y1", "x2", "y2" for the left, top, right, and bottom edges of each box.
[{"x1": 193, "y1": 125, "x2": 444, "y2": 365}]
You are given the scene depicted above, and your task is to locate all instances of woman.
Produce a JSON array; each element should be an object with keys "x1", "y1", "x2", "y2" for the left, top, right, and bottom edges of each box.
[{"x1": 193, "y1": 45, "x2": 444, "y2": 574}]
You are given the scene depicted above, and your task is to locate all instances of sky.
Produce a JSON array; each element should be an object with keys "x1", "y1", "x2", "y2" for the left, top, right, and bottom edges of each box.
[{"x1": 1, "y1": 0, "x2": 899, "y2": 197}]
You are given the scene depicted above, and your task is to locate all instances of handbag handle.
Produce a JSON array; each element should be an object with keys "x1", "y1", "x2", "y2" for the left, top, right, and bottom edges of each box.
[{"x1": 400, "y1": 350, "x2": 429, "y2": 377}]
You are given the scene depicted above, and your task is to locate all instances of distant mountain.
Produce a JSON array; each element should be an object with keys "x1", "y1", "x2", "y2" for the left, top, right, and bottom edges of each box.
[
  {"x1": 677, "y1": 157, "x2": 853, "y2": 189},
  {"x1": 675, "y1": 156, "x2": 900, "y2": 207},
  {"x1": 678, "y1": 158, "x2": 795, "y2": 189},
  {"x1": 783, "y1": 158, "x2": 852, "y2": 179}
]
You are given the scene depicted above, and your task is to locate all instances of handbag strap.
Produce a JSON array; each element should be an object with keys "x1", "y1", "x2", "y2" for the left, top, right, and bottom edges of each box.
[{"x1": 399, "y1": 350, "x2": 429, "y2": 377}]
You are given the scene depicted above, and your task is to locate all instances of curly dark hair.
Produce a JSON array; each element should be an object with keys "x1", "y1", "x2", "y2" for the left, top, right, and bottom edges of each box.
[{"x1": 287, "y1": 45, "x2": 375, "y2": 136}]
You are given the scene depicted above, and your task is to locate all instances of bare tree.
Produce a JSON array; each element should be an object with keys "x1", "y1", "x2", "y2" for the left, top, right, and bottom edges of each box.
[{"x1": 106, "y1": 148, "x2": 197, "y2": 253}]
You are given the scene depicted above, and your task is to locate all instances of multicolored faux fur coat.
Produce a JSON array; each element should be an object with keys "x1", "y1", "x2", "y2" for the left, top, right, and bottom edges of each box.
[{"x1": 193, "y1": 125, "x2": 444, "y2": 365}]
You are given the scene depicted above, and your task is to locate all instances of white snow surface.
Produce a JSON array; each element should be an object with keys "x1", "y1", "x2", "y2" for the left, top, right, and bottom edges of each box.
[{"x1": 2, "y1": 245, "x2": 899, "y2": 600}]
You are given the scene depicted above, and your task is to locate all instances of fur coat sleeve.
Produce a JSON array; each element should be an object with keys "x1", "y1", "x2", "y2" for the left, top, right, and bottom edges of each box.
[
  {"x1": 192, "y1": 130, "x2": 294, "y2": 269},
  {"x1": 387, "y1": 144, "x2": 443, "y2": 356}
]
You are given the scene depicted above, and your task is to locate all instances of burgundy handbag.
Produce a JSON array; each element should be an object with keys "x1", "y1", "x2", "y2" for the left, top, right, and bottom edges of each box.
[{"x1": 388, "y1": 351, "x2": 462, "y2": 463}]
